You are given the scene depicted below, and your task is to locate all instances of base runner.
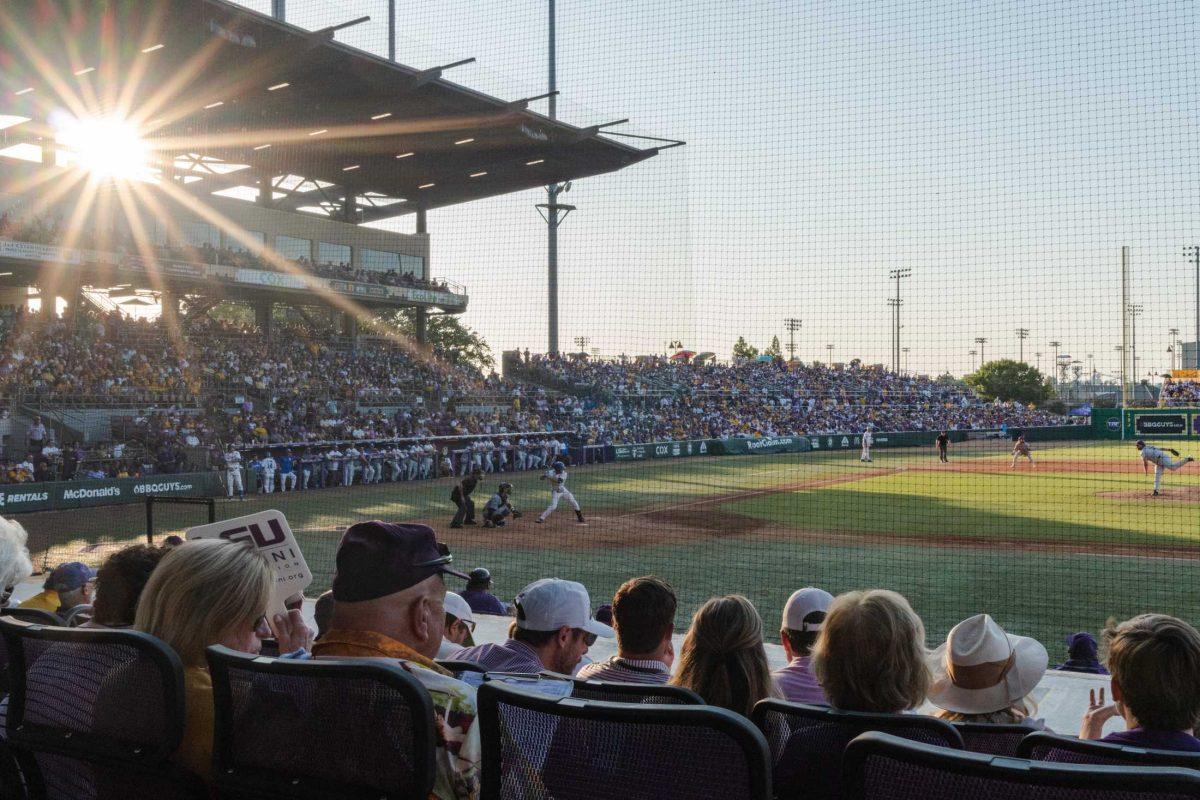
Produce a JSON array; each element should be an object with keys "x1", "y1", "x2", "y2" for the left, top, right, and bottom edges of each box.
[
  {"x1": 1010, "y1": 434, "x2": 1035, "y2": 469},
  {"x1": 535, "y1": 461, "x2": 585, "y2": 525},
  {"x1": 1136, "y1": 439, "x2": 1195, "y2": 496}
]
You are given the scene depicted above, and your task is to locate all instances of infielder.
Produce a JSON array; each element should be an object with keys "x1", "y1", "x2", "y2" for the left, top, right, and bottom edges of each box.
[
  {"x1": 223, "y1": 444, "x2": 245, "y2": 500},
  {"x1": 860, "y1": 426, "x2": 873, "y2": 463},
  {"x1": 535, "y1": 461, "x2": 585, "y2": 525},
  {"x1": 482, "y1": 482, "x2": 522, "y2": 528},
  {"x1": 1136, "y1": 439, "x2": 1195, "y2": 496},
  {"x1": 1010, "y1": 434, "x2": 1035, "y2": 469}
]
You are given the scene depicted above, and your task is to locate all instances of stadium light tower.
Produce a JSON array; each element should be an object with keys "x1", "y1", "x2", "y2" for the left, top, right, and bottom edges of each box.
[
  {"x1": 902, "y1": 346, "x2": 910, "y2": 375},
  {"x1": 969, "y1": 349, "x2": 978, "y2": 370},
  {"x1": 574, "y1": 335, "x2": 590, "y2": 355},
  {"x1": 1185, "y1": 246, "x2": 1200, "y2": 368},
  {"x1": 1035, "y1": 352, "x2": 1043, "y2": 373},
  {"x1": 1049, "y1": 341, "x2": 1062, "y2": 385},
  {"x1": 784, "y1": 318, "x2": 802, "y2": 361},
  {"x1": 1168, "y1": 327, "x2": 1180, "y2": 371},
  {"x1": 826, "y1": 343, "x2": 834, "y2": 363},
  {"x1": 1015, "y1": 328, "x2": 1029, "y2": 363},
  {"x1": 1127, "y1": 304, "x2": 1143, "y2": 381},
  {"x1": 888, "y1": 269, "x2": 911, "y2": 373},
  {"x1": 974, "y1": 336, "x2": 988, "y2": 366}
]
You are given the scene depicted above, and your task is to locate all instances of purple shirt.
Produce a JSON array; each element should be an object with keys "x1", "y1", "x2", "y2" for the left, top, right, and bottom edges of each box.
[
  {"x1": 460, "y1": 589, "x2": 508, "y2": 616},
  {"x1": 451, "y1": 639, "x2": 545, "y2": 673},
  {"x1": 772, "y1": 656, "x2": 828, "y2": 706},
  {"x1": 1103, "y1": 728, "x2": 1200, "y2": 752}
]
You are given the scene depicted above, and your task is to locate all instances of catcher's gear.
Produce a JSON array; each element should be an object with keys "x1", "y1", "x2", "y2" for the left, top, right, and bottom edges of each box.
[
  {"x1": 512, "y1": 509, "x2": 523, "y2": 518},
  {"x1": 498, "y1": 482, "x2": 513, "y2": 493}
]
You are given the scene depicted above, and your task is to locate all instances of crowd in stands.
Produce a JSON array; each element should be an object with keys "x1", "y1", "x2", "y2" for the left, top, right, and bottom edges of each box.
[
  {"x1": 1162, "y1": 378, "x2": 1200, "y2": 406},
  {"x1": 3, "y1": 514, "x2": 1200, "y2": 799}
]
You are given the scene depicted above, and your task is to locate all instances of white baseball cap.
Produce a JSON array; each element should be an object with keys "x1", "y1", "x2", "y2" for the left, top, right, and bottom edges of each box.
[
  {"x1": 515, "y1": 578, "x2": 614, "y2": 638},
  {"x1": 782, "y1": 587, "x2": 834, "y2": 632},
  {"x1": 444, "y1": 591, "x2": 474, "y2": 625}
]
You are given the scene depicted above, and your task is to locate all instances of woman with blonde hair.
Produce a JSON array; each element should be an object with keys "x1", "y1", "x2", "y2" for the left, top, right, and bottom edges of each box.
[
  {"x1": 810, "y1": 590, "x2": 930, "y2": 712},
  {"x1": 135, "y1": 539, "x2": 311, "y2": 780},
  {"x1": 670, "y1": 595, "x2": 776, "y2": 717}
]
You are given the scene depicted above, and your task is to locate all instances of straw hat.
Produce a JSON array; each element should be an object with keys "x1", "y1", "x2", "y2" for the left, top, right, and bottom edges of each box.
[{"x1": 927, "y1": 614, "x2": 1048, "y2": 714}]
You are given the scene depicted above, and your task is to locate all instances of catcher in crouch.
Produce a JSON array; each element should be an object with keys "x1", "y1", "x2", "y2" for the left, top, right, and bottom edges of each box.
[{"x1": 482, "y1": 482, "x2": 522, "y2": 528}]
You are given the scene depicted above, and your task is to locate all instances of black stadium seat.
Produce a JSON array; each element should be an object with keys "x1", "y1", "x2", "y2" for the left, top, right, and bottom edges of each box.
[
  {"x1": 950, "y1": 721, "x2": 1039, "y2": 756},
  {"x1": 206, "y1": 645, "x2": 437, "y2": 800},
  {"x1": 1017, "y1": 730, "x2": 1200, "y2": 769},
  {"x1": 0, "y1": 610, "x2": 63, "y2": 628},
  {"x1": 751, "y1": 699, "x2": 963, "y2": 800},
  {"x1": 568, "y1": 678, "x2": 703, "y2": 705},
  {"x1": 478, "y1": 681, "x2": 772, "y2": 800},
  {"x1": 0, "y1": 616, "x2": 205, "y2": 800},
  {"x1": 844, "y1": 730, "x2": 1200, "y2": 800}
]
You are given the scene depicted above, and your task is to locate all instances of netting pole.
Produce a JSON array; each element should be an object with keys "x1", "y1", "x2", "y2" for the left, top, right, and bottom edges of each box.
[
  {"x1": 145, "y1": 496, "x2": 154, "y2": 545},
  {"x1": 1121, "y1": 246, "x2": 1129, "y2": 413},
  {"x1": 206, "y1": 498, "x2": 216, "y2": 525},
  {"x1": 271, "y1": 0, "x2": 286, "y2": 21}
]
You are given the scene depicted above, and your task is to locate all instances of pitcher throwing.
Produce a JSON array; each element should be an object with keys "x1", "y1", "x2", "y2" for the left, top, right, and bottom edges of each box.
[
  {"x1": 536, "y1": 461, "x2": 586, "y2": 525},
  {"x1": 1136, "y1": 439, "x2": 1195, "y2": 496}
]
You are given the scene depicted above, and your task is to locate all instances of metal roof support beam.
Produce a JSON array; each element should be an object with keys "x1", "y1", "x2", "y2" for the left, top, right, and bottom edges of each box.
[
  {"x1": 505, "y1": 91, "x2": 558, "y2": 111},
  {"x1": 312, "y1": 16, "x2": 371, "y2": 40},
  {"x1": 570, "y1": 119, "x2": 629, "y2": 143},
  {"x1": 412, "y1": 58, "x2": 477, "y2": 89}
]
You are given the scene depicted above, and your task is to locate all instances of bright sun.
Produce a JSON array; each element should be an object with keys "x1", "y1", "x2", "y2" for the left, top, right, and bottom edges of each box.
[{"x1": 53, "y1": 112, "x2": 151, "y2": 181}]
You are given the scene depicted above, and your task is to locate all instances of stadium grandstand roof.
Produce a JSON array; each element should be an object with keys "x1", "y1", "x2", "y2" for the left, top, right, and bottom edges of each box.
[{"x1": 0, "y1": 0, "x2": 671, "y2": 223}]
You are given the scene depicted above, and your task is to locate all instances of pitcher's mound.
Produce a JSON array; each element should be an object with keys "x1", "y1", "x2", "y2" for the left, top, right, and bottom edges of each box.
[{"x1": 1098, "y1": 487, "x2": 1200, "y2": 502}]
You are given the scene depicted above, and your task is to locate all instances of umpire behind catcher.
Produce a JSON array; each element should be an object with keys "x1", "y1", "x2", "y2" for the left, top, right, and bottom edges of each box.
[
  {"x1": 450, "y1": 467, "x2": 483, "y2": 528},
  {"x1": 483, "y1": 482, "x2": 522, "y2": 528}
]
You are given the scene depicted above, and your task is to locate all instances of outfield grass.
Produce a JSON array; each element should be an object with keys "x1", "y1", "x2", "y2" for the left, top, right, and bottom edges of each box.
[{"x1": 19, "y1": 438, "x2": 1200, "y2": 647}]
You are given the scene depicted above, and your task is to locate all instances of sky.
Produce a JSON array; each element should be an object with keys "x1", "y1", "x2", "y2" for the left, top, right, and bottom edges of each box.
[{"x1": 231, "y1": 0, "x2": 1200, "y2": 378}]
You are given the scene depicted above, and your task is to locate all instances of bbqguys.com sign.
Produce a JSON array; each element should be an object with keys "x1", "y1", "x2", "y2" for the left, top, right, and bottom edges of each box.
[{"x1": 187, "y1": 510, "x2": 313, "y2": 614}]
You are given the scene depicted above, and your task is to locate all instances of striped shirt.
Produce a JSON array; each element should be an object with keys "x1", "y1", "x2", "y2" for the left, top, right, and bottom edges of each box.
[
  {"x1": 576, "y1": 656, "x2": 671, "y2": 685},
  {"x1": 451, "y1": 639, "x2": 546, "y2": 673}
]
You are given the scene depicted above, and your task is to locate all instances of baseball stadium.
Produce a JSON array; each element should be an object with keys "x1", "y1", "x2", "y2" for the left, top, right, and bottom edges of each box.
[{"x1": 3, "y1": 0, "x2": 1200, "y2": 795}]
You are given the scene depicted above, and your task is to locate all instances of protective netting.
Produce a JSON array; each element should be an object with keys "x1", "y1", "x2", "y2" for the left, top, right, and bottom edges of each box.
[{"x1": 0, "y1": 0, "x2": 1198, "y2": 655}]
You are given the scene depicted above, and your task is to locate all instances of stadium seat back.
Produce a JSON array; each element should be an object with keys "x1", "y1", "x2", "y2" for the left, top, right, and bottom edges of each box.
[
  {"x1": 206, "y1": 646, "x2": 437, "y2": 800},
  {"x1": 751, "y1": 699, "x2": 963, "y2": 800},
  {"x1": 845, "y1": 730, "x2": 1200, "y2": 800},
  {"x1": 0, "y1": 616, "x2": 204, "y2": 800},
  {"x1": 477, "y1": 681, "x2": 771, "y2": 800},
  {"x1": 568, "y1": 679, "x2": 703, "y2": 704},
  {"x1": 950, "y1": 722, "x2": 1038, "y2": 756},
  {"x1": 1017, "y1": 731, "x2": 1200, "y2": 769},
  {"x1": 0, "y1": 610, "x2": 64, "y2": 627}
]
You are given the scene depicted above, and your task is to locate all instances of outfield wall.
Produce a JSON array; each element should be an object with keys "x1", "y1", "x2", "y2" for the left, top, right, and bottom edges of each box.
[
  {"x1": 0, "y1": 472, "x2": 221, "y2": 515},
  {"x1": 1091, "y1": 407, "x2": 1200, "y2": 440}
]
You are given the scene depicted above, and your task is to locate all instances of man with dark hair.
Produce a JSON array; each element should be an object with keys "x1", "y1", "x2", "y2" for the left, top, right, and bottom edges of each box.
[
  {"x1": 772, "y1": 587, "x2": 833, "y2": 704},
  {"x1": 449, "y1": 468, "x2": 483, "y2": 529},
  {"x1": 451, "y1": 578, "x2": 612, "y2": 674},
  {"x1": 578, "y1": 576, "x2": 676, "y2": 684},
  {"x1": 461, "y1": 568, "x2": 508, "y2": 616},
  {"x1": 83, "y1": 544, "x2": 169, "y2": 628},
  {"x1": 1081, "y1": 614, "x2": 1200, "y2": 751}
]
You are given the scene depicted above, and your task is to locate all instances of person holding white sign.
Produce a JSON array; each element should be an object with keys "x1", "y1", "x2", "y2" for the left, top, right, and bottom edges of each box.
[{"x1": 135, "y1": 539, "x2": 313, "y2": 781}]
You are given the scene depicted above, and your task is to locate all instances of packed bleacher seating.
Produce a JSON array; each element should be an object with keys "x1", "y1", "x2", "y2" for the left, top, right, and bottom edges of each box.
[
  {"x1": 1162, "y1": 378, "x2": 1200, "y2": 406},
  {"x1": 1, "y1": 517, "x2": 1198, "y2": 798}
]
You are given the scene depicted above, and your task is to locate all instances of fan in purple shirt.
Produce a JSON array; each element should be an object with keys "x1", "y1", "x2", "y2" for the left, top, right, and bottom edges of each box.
[
  {"x1": 460, "y1": 568, "x2": 509, "y2": 616},
  {"x1": 772, "y1": 587, "x2": 832, "y2": 705},
  {"x1": 1079, "y1": 614, "x2": 1200, "y2": 752}
]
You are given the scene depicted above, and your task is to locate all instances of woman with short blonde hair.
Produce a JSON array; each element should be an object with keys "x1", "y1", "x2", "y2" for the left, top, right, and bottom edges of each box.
[
  {"x1": 670, "y1": 595, "x2": 776, "y2": 717},
  {"x1": 811, "y1": 590, "x2": 930, "y2": 712},
  {"x1": 135, "y1": 539, "x2": 311, "y2": 781}
]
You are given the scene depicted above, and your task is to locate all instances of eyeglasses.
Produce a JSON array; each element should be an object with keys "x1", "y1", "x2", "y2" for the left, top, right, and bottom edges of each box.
[
  {"x1": 415, "y1": 542, "x2": 454, "y2": 569},
  {"x1": 574, "y1": 629, "x2": 598, "y2": 647},
  {"x1": 456, "y1": 618, "x2": 477, "y2": 634}
]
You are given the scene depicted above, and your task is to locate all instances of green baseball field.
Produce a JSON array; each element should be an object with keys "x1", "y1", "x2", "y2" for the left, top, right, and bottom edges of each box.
[{"x1": 22, "y1": 438, "x2": 1200, "y2": 646}]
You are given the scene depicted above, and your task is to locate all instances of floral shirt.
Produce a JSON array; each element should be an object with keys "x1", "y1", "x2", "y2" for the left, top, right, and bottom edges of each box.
[{"x1": 313, "y1": 630, "x2": 480, "y2": 800}]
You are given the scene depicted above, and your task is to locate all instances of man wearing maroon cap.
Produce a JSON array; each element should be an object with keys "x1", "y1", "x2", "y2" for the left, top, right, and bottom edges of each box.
[{"x1": 313, "y1": 521, "x2": 479, "y2": 800}]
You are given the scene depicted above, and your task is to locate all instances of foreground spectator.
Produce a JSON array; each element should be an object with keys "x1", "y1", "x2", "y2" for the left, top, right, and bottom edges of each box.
[
  {"x1": 135, "y1": 539, "x2": 312, "y2": 780},
  {"x1": 439, "y1": 592, "x2": 477, "y2": 658},
  {"x1": 461, "y1": 567, "x2": 507, "y2": 616},
  {"x1": 80, "y1": 544, "x2": 168, "y2": 628},
  {"x1": 310, "y1": 522, "x2": 480, "y2": 800},
  {"x1": 927, "y1": 614, "x2": 1048, "y2": 727},
  {"x1": 578, "y1": 576, "x2": 676, "y2": 685},
  {"x1": 313, "y1": 589, "x2": 335, "y2": 639},
  {"x1": 811, "y1": 590, "x2": 930, "y2": 713},
  {"x1": 772, "y1": 587, "x2": 833, "y2": 705},
  {"x1": 1080, "y1": 614, "x2": 1200, "y2": 751},
  {"x1": 451, "y1": 578, "x2": 612, "y2": 674},
  {"x1": 670, "y1": 595, "x2": 776, "y2": 717},
  {"x1": 0, "y1": 516, "x2": 33, "y2": 607},
  {"x1": 20, "y1": 562, "x2": 95, "y2": 619},
  {"x1": 1054, "y1": 632, "x2": 1108, "y2": 675}
]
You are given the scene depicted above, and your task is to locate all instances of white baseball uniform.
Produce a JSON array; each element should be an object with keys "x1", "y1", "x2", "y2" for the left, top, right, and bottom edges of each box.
[
  {"x1": 860, "y1": 430, "x2": 873, "y2": 462},
  {"x1": 260, "y1": 456, "x2": 278, "y2": 494},
  {"x1": 538, "y1": 468, "x2": 580, "y2": 520},
  {"x1": 224, "y1": 449, "x2": 244, "y2": 497},
  {"x1": 1141, "y1": 445, "x2": 1190, "y2": 492}
]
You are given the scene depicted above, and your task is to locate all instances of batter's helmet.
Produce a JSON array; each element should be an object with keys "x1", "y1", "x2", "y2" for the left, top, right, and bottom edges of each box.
[
  {"x1": 552, "y1": 461, "x2": 566, "y2": 471},
  {"x1": 1135, "y1": 439, "x2": 1145, "y2": 447}
]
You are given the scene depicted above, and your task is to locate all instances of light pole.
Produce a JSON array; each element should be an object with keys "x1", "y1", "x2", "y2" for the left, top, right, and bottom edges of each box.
[
  {"x1": 784, "y1": 318, "x2": 802, "y2": 362},
  {"x1": 974, "y1": 337, "x2": 988, "y2": 366},
  {"x1": 1168, "y1": 327, "x2": 1180, "y2": 371},
  {"x1": 1035, "y1": 352, "x2": 1043, "y2": 374},
  {"x1": 826, "y1": 343, "x2": 834, "y2": 363},
  {"x1": 888, "y1": 269, "x2": 911, "y2": 373},
  {"x1": 574, "y1": 336, "x2": 590, "y2": 355},
  {"x1": 1049, "y1": 341, "x2": 1062, "y2": 385},
  {"x1": 969, "y1": 349, "x2": 978, "y2": 370},
  {"x1": 1127, "y1": 304, "x2": 1143, "y2": 382},
  {"x1": 1015, "y1": 328, "x2": 1029, "y2": 363},
  {"x1": 1185, "y1": 246, "x2": 1200, "y2": 368},
  {"x1": 902, "y1": 347, "x2": 910, "y2": 375}
]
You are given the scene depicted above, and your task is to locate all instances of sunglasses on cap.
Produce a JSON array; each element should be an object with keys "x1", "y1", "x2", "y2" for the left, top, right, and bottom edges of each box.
[{"x1": 415, "y1": 542, "x2": 455, "y2": 569}]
